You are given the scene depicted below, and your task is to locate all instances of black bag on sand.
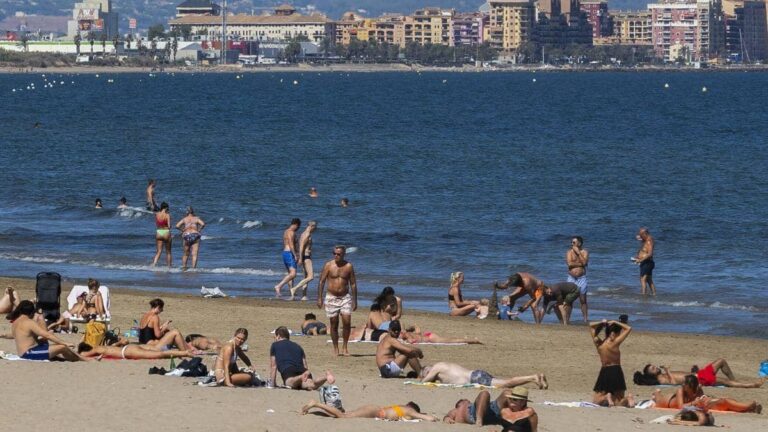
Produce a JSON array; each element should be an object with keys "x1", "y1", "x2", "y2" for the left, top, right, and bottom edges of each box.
[
  {"x1": 177, "y1": 357, "x2": 208, "y2": 377},
  {"x1": 35, "y1": 271, "x2": 61, "y2": 323}
]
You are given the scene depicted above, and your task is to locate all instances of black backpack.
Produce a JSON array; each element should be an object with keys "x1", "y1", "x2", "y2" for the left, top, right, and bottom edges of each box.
[{"x1": 176, "y1": 357, "x2": 208, "y2": 377}]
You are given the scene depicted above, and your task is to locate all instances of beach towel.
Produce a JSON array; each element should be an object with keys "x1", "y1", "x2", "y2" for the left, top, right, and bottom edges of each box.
[
  {"x1": 649, "y1": 415, "x2": 675, "y2": 424},
  {"x1": 66, "y1": 285, "x2": 111, "y2": 317},
  {"x1": 404, "y1": 380, "x2": 497, "y2": 389},
  {"x1": 542, "y1": 401, "x2": 602, "y2": 408},
  {"x1": 327, "y1": 340, "x2": 467, "y2": 346},
  {"x1": 270, "y1": 329, "x2": 304, "y2": 337},
  {"x1": 201, "y1": 286, "x2": 227, "y2": 298},
  {"x1": 0, "y1": 351, "x2": 47, "y2": 361}
]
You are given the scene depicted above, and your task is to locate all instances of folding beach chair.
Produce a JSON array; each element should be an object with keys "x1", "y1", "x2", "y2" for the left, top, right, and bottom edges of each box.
[{"x1": 35, "y1": 271, "x2": 61, "y2": 323}]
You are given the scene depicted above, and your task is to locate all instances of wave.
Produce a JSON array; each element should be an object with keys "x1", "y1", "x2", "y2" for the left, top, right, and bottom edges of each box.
[
  {"x1": 596, "y1": 287, "x2": 623, "y2": 293},
  {"x1": 646, "y1": 299, "x2": 759, "y2": 312},
  {"x1": 117, "y1": 206, "x2": 151, "y2": 219},
  {"x1": 200, "y1": 235, "x2": 215, "y2": 240},
  {"x1": 346, "y1": 246, "x2": 358, "y2": 254},
  {"x1": 242, "y1": 220, "x2": 263, "y2": 229}
]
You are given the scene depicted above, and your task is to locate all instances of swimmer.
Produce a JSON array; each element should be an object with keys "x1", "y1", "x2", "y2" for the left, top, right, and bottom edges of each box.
[
  {"x1": 309, "y1": 187, "x2": 318, "y2": 198},
  {"x1": 94, "y1": 198, "x2": 103, "y2": 209},
  {"x1": 340, "y1": 197, "x2": 349, "y2": 207},
  {"x1": 146, "y1": 179, "x2": 158, "y2": 212}
]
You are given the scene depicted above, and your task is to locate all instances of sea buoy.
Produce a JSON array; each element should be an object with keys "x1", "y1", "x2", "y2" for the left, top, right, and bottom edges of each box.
[
  {"x1": 293, "y1": 80, "x2": 298, "y2": 85},
  {"x1": 107, "y1": 79, "x2": 114, "y2": 83},
  {"x1": 236, "y1": 75, "x2": 241, "y2": 79},
  {"x1": 532, "y1": 78, "x2": 537, "y2": 82},
  {"x1": 702, "y1": 86, "x2": 707, "y2": 92},
  {"x1": 442, "y1": 79, "x2": 447, "y2": 83},
  {"x1": 12, "y1": 89, "x2": 16, "y2": 92},
  {"x1": 95, "y1": 74, "x2": 99, "y2": 78},
  {"x1": 664, "y1": 83, "x2": 669, "y2": 88},
  {"x1": 280, "y1": 78, "x2": 283, "y2": 83}
]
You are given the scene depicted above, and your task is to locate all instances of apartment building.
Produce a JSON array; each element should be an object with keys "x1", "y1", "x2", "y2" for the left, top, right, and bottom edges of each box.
[
  {"x1": 609, "y1": 10, "x2": 653, "y2": 44},
  {"x1": 488, "y1": 0, "x2": 536, "y2": 51},
  {"x1": 581, "y1": 0, "x2": 614, "y2": 38},
  {"x1": 648, "y1": 0, "x2": 715, "y2": 62},
  {"x1": 403, "y1": 8, "x2": 454, "y2": 46}
]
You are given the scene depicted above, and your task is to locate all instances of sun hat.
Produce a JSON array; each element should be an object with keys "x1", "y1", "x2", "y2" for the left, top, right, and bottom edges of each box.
[{"x1": 506, "y1": 386, "x2": 532, "y2": 402}]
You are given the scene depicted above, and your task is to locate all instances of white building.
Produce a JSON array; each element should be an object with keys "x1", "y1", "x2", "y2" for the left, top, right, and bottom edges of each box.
[{"x1": 67, "y1": 0, "x2": 119, "y2": 40}]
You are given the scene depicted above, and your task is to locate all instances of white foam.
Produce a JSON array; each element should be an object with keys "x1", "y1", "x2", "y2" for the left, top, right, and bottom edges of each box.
[
  {"x1": 346, "y1": 246, "x2": 358, "y2": 254},
  {"x1": 200, "y1": 235, "x2": 214, "y2": 240},
  {"x1": 242, "y1": 220, "x2": 263, "y2": 229}
]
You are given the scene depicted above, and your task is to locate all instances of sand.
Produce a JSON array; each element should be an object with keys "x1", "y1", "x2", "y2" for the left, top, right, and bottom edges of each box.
[{"x1": 0, "y1": 276, "x2": 765, "y2": 431}]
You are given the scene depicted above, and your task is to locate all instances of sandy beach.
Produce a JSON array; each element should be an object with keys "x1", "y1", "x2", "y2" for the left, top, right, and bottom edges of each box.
[{"x1": 0, "y1": 276, "x2": 765, "y2": 431}]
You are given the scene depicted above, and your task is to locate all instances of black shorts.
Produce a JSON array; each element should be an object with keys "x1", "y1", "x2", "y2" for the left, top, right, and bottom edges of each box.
[
  {"x1": 362, "y1": 329, "x2": 387, "y2": 342},
  {"x1": 280, "y1": 365, "x2": 308, "y2": 383},
  {"x1": 593, "y1": 364, "x2": 626, "y2": 394},
  {"x1": 640, "y1": 259, "x2": 655, "y2": 277}
]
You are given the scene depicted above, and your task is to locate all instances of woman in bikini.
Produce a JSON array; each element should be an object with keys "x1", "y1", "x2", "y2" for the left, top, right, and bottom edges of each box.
[
  {"x1": 83, "y1": 278, "x2": 106, "y2": 318},
  {"x1": 400, "y1": 325, "x2": 482, "y2": 344},
  {"x1": 448, "y1": 272, "x2": 479, "y2": 316},
  {"x1": 138, "y1": 298, "x2": 194, "y2": 352},
  {"x1": 78, "y1": 342, "x2": 192, "y2": 360},
  {"x1": 349, "y1": 303, "x2": 391, "y2": 341},
  {"x1": 152, "y1": 202, "x2": 172, "y2": 267},
  {"x1": 214, "y1": 328, "x2": 256, "y2": 387},
  {"x1": 175, "y1": 206, "x2": 205, "y2": 270},
  {"x1": 185, "y1": 334, "x2": 223, "y2": 351},
  {"x1": 634, "y1": 358, "x2": 765, "y2": 388},
  {"x1": 653, "y1": 374, "x2": 762, "y2": 413},
  {"x1": 301, "y1": 400, "x2": 438, "y2": 421}
]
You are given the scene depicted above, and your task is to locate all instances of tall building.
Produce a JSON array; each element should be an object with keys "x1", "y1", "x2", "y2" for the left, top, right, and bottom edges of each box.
[
  {"x1": 489, "y1": 0, "x2": 536, "y2": 51},
  {"x1": 581, "y1": 0, "x2": 613, "y2": 38},
  {"x1": 610, "y1": 10, "x2": 653, "y2": 44},
  {"x1": 67, "y1": 0, "x2": 118, "y2": 39},
  {"x1": 404, "y1": 8, "x2": 454, "y2": 46},
  {"x1": 451, "y1": 12, "x2": 487, "y2": 46},
  {"x1": 537, "y1": 0, "x2": 562, "y2": 18},
  {"x1": 737, "y1": 0, "x2": 768, "y2": 60},
  {"x1": 648, "y1": 0, "x2": 723, "y2": 62}
]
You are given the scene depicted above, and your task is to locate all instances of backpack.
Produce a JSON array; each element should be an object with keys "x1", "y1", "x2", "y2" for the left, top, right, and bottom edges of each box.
[
  {"x1": 83, "y1": 321, "x2": 107, "y2": 346},
  {"x1": 319, "y1": 385, "x2": 344, "y2": 411},
  {"x1": 176, "y1": 357, "x2": 208, "y2": 377}
]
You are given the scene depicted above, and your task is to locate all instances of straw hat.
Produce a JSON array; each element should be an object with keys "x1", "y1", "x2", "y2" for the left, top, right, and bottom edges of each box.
[{"x1": 506, "y1": 386, "x2": 532, "y2": 402}]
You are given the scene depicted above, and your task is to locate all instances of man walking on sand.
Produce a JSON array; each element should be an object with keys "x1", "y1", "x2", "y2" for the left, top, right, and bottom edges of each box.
[
  {"x1": 274, "y1": 218, "x2": 301, "y2": 298},
  {"x1": 291, "y1": 221, "x2": 317, "y2": 301},
  {"x1": 633, "y1": 227, "x2": 656, "y2": 296},
  {"x1": 318, "y1": 245, "x2": 357, "y2": 356},
  {"x1": 566, "y1": 236, "x2": 590, "y2": 322}
]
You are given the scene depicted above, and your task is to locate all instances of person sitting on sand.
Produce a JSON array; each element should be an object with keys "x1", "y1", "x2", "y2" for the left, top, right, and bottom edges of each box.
[
  {"x1": 83, "y1": 278, "x2": 106, "y2": 318},
  {"x1": 302, "y1": 399, "x2": 438, "y2": 421},
  {"x1": 590, "y1": 319, "x2": 634, "y2": 407},
  {"x1": 0, "y1": 286, "x2": 20, "y2": 315},
  {"x1": 420, "y1": 362, "x2": 547, "y2": 389},
  {"x1": 400, "y1": 326, "x2": 482, "y2": 344},
  {"x1": 214, "y1": 328, "x2": 258, "y2": 387},
  {"x1": 444, "y1": 388, "x2": 538, "y2": 430},
  {"x1": 374, "y1": 286, "x2": 403, "y2": 321},
  {"x1": 652, "y1": 374, "x2": 762, "y2": 413},
  {"x1": 667, "y1": 407, "x2": 715, "y2": 426},
  {"x1": 634, "y1": 358, "x2": 766, "y2": 388},
  {"x1": 476, "y1": 298, "x2": 490, "y2": 319},
  {"x1": 301, "y1": 313, "x2": 327, "y2": 336},
  {"x1": 78, "y1": 342, "x2": 192, "y2": 360},
  {"x1": 138, "y1": 298, "x2": 195, "y2": 352},
  {"x1": 185, "y1": 334, "x2": 223, "y2": 351},
  {"x1": 499, "y1": 387, "x2": 539, "y2": 432},
  {"x1": 448, "y1": 272, "x2": 480, "y2": 316},
  {"x1": 376, "y1": 320, "x2": 423, "y2": 378},
  {"x1": 349, "y1": 303, "x2": 391, "y2": 342},
  {"x1": 270, "y1": 326, "x2": 335, "y2": 390},
  {"x1": 47, "y1": 291, "x2": 87, "y2": 333},
  {"x1": 8, "y1": 300, "x2": 91, "y2": 361}
]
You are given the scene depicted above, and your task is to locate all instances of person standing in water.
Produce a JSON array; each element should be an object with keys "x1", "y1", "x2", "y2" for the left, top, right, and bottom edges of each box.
[
  {"x1": 633, "y1": 227, "x2": 656, "y2": 296},
  {"x1": 292, "y1": 221, "x2": 317, "y2": 301},
  {"x1": 275, "y1": 218, "x2": 301, "y2": 298},
  {"x1": 152, "y1": 202, "x2": 172, "y2": 267},
  {"x1": 146, "y1": 179, "x2": 158, "y2": 212},
  {"x1": 176, "y1": 206, "x2": 206, "y2": 270},
  {"x1": 566, "y1": 236, "x2": 589, "y2": 322}
]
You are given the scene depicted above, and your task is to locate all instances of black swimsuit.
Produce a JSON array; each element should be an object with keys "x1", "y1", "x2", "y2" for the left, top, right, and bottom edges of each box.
[{"x1": 138, "y1": 326, "x2": 157, "y2": 344}]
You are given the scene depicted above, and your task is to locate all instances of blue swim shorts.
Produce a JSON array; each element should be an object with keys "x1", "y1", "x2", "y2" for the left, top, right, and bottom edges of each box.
[{"x1": 282, "y1": 251, "x2": 297, "y2": 270}]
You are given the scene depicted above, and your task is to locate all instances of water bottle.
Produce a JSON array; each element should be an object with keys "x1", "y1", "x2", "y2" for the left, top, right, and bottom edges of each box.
[
  {"x1": 169, "y1": 356, "x2": 176, "y2": 370},
  {"x1": 130, "y1": 319, "x2": 139, "y2": 338}
]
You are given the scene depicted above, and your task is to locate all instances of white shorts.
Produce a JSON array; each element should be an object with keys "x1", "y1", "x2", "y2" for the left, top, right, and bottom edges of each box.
[
  {"x1": 325, "y1": 293, "x2": 353, "y2": 318},
  {"x1": 568, "y1": 274, "x2": 589, "y2": 295}
]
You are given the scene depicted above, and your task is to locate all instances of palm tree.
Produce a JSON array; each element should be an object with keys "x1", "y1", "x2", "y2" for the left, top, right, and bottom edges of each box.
[
  {"x1": 74, "y1": 33, "x2": 82, "y2": 55},
  {"x1": 87, "y1": 32, "x2": 95, "y2": 55},
  {"x1": 112, "y1": 35, "x2": 120, "y2": 57},
  {"x1": 18, "y1": 32, "x2": 30, "y2": 53},
  {"x1": 125, "y1": 33, "x2": 133, "y2": 51},
  {"x1": 100, "y1": 32, "x2": 107, "y2": 55},
  {"x1": 171, "y1": 36, "x2": 178, "y2": 62}
]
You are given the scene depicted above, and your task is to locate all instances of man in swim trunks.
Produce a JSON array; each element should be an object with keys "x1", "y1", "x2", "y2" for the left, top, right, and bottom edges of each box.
[
  {"x1": 317, "y1": 245, "x2": 357, "y2": 356},
  {"x1": 302, "y1": 399, "x2": 438, "y2": 421},
  {"x1": 146, "y1": 179, "x2": 158, "y2": 212},
  {"x1": 269, "y1": 326, "x2": 335, "y2": 390},
  {"x1": 590, "y1": 319, "x2": 634, "y2": 407},
  {"x1": 497, "y1": 273, "x2": 546, "y2": 323},
  {"x1": 291, "y1": 220, "x2": 317, "y2": 301},
  {"x1": 274, "y1": 218, "x2": 301, "y2": 298},
  {"x1": 634, "y1": 359, "x2": 766, "y2": 388},
  {"x1": 542, "y1": 282, "x2": 580, "y2": 325},
  {"x1": 376, "y1": 320, "x2": 423, "y2": 378},
  {"x1": 9, "y1": 300, "x2": 91, "y2": 362},
  {"x1": 566, "y1": 236, "x2": 590, "y2": 322},
  {"x1": 633, "y1": 227, "x2": 657, "y2": 296},
  {"x1": 420, "y1": 361, "x2": 547, "y2": 389}
]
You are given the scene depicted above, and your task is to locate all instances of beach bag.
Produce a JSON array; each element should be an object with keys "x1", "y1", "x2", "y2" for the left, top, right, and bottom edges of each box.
[
  {"x1": 83, "y1": 321, "x2": 107, "y2": 346},
  {"x1": 319, "y1": 385, "x2": 344, "y2": 411},
  {"x1": 176, "y1": 357, "x2": 208, "y2": 377},
  {"x1": 759, "y1": 361, "x2": 768, "y2": 378}
]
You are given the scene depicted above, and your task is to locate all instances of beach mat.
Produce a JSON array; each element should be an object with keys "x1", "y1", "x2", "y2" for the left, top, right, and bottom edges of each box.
[
  {"x1": 404, "y1": 380, "x2": 496, "y2": 389},
  {"x1": 0, "y1": 351, "x2": 46, "y2": 361},
  {"x1": 543, "y1": 401, "x2": 742, "y2": 414}
]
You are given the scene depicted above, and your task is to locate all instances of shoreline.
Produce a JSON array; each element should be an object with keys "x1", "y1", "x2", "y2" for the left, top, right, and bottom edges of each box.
[{"x1": 1, "y1": 275, "x2": 766, "y2": 431}]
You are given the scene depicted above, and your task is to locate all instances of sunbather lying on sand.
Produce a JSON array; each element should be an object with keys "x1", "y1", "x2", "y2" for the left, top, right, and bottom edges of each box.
[
  {"x1": 634, "y1": 358, "x2": 765, "y2": 388},
  {"x1": 302, "y1": 399, "x2": 438, "y2": 421},
  {"x1": 652, "y1": 374, "x2": 762, "y2": 413},
  {"x1": 77, "y1": 342, "x2": 192, "y2": 360},
  {"x1": 185, "y1": 334, "x2": 222, "y2": 351},
  {"x1": 444, "y1": 388, "x2": 538, "y2": 431},
  {"x1": 419, "y1": 361, "x2": 547, "y2": 389},
  {"x1": 667, "y1": 407, "x2": 715, "y2": 426},
  {"x1": 400, "y1": 326, "x2": 482, "y2": 344}
]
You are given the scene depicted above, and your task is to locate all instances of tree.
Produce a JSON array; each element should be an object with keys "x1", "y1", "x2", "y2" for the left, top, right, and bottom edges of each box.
[
  {"x1": 171, "y1": 37, "x2": 178, "y2": 62},
  {"x1": 87, "y1": 32, "x2": 95, "y2": 55},
  {"x1": 148, "y1": 24, "x2": 166, "y2": 40},
  {"x1": 180, "y1": 25, "x2": 192, "y2": 41},
  {"x1": 112, "y1": 35, "x2": 120, "y2": 57},
  {"x1": 150, "y1": 38, "x2": 158, "y2": 59},
  {"x1": 18, "y1": 32, "x2": 30, "y2": 53},
  {"x1": 100, "y1": 32, "x2": 107, "y2": 54},
  {"x1": 125, "y1": 33, "x2": 133, "y2": 51},
  {"x1": 284, "y1": 39, "x2": 301, "y2": 63},
  {"x1": 74, "y1": 33, "x2": 81, "y2": 55}
]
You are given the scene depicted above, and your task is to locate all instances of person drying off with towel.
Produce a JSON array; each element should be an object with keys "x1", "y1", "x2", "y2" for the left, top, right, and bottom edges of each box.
[
  {"x1": 269, "y1": 326, "x2": 335, "y2": 390},
  {"x1": 214, "y1": 328, "x2": 258, "y2": 387},
  {"x1": 376, "y1": 320, "x2": 423, "y2": 378},
  {"x1": 8, "y1": 300, "x2": 91, "y2": 362},
  {"x1": 590, "y1": 319, "x2": 635, "y2": 407},
  {"x1": 302, "y1": 399, "x2": 438, "y2": 421},
  {"x1": 419, "y1": 361, "x2": 547, "y2": 389}
]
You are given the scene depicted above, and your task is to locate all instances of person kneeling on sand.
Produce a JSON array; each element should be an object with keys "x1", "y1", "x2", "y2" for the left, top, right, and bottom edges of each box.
[
  {"x1": 214, "y1": 328, "x2": 258, "y2": 387},
  {"x1": 590, "y1": 319, "x2": 635, "y2": 407},
  {"x1": 78, "y1": 342, "x2": 192, "y2": 360},
  {"x1": 444, "y1": 388, "x2": 538, "y2": 431},
  {"x1": 8, "y1": 300, "x2": 92, "y2": 362},
  {"x1": 420, "y1": 362, "x2": 547, "y2": 389},
  {"x1": 376, "y1": 320, "x2": 423, "y2": 378},
  {"x1": 302, "y1": 399, "x2": 438, "y2": 421},
  {"x1": 270, "y1": 326, "x2": 335, "y2": 390}
]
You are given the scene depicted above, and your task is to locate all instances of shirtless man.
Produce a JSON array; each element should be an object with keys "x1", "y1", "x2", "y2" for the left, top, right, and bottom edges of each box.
[
  {"x1": 146, "y1": 179, "x2": 158, "y2": 212},
  {"x1": 590, "y1": 319, "x2": 634, "y2": 407},
  {"x1": 317, "y1": 245, "x2": 357, "y2": 356},
  {"x1": 302, "y1": 400, "x2": 437, "y2": 421},
  {"x1": 274, "y1": 218, "x2": 301, "y2": 298},
  {"x1": 291, "y1": 220, "x2": 317, "y2": 301},
  {"x1": 376, "y1": 320, "x2": 423, "y2": 378},
  {"x1": 566, "y1": 236, "x2": 590, "y2": 321},
  {"x1": 633, "y1": 227, "x2": 656, "y2": 296},
  {"x1": 499, "y1": 273, "x2": 546, "y2": 324},
  {"x1": 8, "y1": 300, "x2": 91, "y2": 361},
  {"x1": 542, "y1": 282, "x2": 580, "y2": 325},
  {"x1": 420, "y1": 361, "x2": 547, "y2": 389}
]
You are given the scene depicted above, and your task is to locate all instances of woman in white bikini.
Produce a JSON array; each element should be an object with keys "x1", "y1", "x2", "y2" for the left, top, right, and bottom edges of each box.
[{"x1": 214, "y1": 328, "x2": 257, "y2": 387}]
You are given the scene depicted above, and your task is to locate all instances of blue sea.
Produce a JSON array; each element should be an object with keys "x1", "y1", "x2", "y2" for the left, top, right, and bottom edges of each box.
[{"x1": 1, "y1": 71, "x2": 766, "y2": 338}]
